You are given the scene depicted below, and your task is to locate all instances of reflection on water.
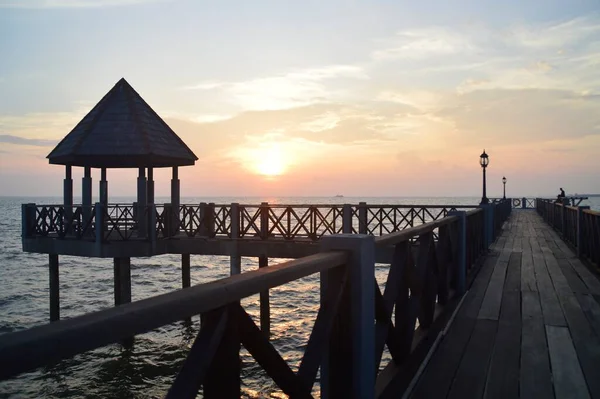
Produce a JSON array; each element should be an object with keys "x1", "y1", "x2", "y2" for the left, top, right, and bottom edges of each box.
[{"x1": 2, "y1": 196, "x2": 598, "y2": 398}]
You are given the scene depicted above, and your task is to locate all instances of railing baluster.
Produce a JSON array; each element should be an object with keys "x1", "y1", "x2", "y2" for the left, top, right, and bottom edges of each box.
[{"x1": 202, "y1": 304, "x2": 240, "y2": 399}]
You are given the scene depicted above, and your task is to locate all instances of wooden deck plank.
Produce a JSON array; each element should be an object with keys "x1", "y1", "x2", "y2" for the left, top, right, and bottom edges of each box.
[
  {"x1": 546, "y1": 325, "x2": 590, "y2": 399},
  {"x1": 412, "y1": 210, "x2": 600, "y2": 399},
  {"x1": 478, "y1": 251, "x2": 510, "y2": 320},
  {"x1": 534, "y1": 261, "x2": 566, "y2": 326},
  {"x1": 461, "y1": 256, "x2": 499, "y2": 319},
  {"x1": 512, "y1": 236, "x2": 523, "y2": 252},
  {"x1": 558, "y1": 258, "x2": 589, "y2": 294},
  {"x1": 447, "y1": 319, "x2": 497, "y2": 399},
  {"x1": 411, "y1": 255, "x2": 498, "y2": 398},
  {"x1": 530, "y1": 238, "x2": 566, "y2": 326},
  {"x1": 521, "y1": 240, "x2": 554, "y2": 399},
  {"x1": 543, "y1": 248, "x2": 573, "y2": 296},
  {"x1": 521, "y1": 249, "x2": 537, "y2": 292},
  {"x1": 542, "y1": 229, "x2": 600, "y2": 294},
  {"x1": 569, "y1": 258, "x2": 600, "y2": 295},
  {"x1": 558, "y1": 294, "x2": 600, "y2": 399},
  {"x1": 483, "y1": 252, "x2": 521, "y2": 399},
  {"x1": 577, "y1": 293, "x2": 600, "y2": 339},
  {"x1": 521, "y1": 318, "x2": 554, "y2": 399}
]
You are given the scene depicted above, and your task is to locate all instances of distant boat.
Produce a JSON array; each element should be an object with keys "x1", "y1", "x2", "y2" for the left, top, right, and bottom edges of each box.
[{"x1": 334, "y1": 195, "x2": 344, "y2": 198}]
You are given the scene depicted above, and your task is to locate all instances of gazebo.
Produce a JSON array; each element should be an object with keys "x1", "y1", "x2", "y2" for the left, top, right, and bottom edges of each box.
[
  {"x1": 47, "y1": 77, "x2": 197, "y2": 223},
  {"x1": 40, "y1": 78, "x2": 198, "y2": 320}
]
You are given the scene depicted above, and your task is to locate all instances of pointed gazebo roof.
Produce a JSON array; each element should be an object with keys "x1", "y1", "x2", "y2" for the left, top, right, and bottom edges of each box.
[{"x1": 47, "y1": 78, "x2": 198, "y2": 168}]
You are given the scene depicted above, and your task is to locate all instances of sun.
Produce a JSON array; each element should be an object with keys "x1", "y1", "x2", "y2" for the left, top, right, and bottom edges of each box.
[{"x1": 253, "y1": 143, "x2": 287, "y2": 177}]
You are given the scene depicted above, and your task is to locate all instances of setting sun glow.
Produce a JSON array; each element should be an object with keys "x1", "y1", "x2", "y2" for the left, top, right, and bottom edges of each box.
[
  {"x1": 232, "y1": 142, "x2": 290, "y2": 177},
  {"x1": 256, "y1": 155, "x2": 285, "y2": 176}
]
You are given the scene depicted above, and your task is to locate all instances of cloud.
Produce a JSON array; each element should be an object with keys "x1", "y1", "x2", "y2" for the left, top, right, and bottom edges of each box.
[
  {"x1": 371, "y1": 27, "x2": 477, "y2": 61},
  {"x1": 437, "y1": 88, "x2": 600, "y2": 144},
  {"x1": 182, "y1": 65, "x2": 369, "y2": 111},
  {"x1": 506, "y1": 17, "x2": 600, "y2": 50},
  {"x1": 0, "y1": 134, "x2": 56, "y2": 146},
  {"x1": 0, "y1": 0, "x2": 164, "y2": 8}
]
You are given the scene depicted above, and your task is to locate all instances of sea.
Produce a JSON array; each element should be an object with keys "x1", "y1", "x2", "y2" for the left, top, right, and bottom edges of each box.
[{"x1": 1, "y1": 196, "x2": 598, "y2": 398}]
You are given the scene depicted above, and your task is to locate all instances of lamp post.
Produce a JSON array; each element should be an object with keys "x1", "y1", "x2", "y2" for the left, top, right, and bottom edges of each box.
[
  {"x1": 480, "y1": 150, "x2": 489, "y2": 204},
  {"x1": 502, "y1": 176, "x2": 507, "y2": 200}
]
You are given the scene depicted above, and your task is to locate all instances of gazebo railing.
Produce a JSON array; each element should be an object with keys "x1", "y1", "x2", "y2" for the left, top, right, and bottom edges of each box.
[{"x1": 23, "y1": 203, "x2": 482, "y2": 243}]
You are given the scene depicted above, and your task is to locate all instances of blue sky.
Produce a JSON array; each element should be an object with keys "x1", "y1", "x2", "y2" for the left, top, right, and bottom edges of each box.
[{"x1": 1, "y1": 0, "x2": 599, "y2": 197}]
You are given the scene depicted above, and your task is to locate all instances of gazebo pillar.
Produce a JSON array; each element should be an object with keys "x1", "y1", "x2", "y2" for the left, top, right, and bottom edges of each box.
[
  {"x1": 137, "y1": 167, "x2": 147, "y2": 237},
  {"x1": 147, "y1": 167, "x2": 155, "y2": 206},
  {"x1": 171, "y1": 166, "x2": 180, "y2": 232},
  {"x1": 82, "y1": 166, "x2": 92, "y2": 221},
  {"x1": 64, "y1": 165, "x2": 73, "y2": 220},
  {"x1": 99, "y1": 168, "x2": 108, "y2": 206}
]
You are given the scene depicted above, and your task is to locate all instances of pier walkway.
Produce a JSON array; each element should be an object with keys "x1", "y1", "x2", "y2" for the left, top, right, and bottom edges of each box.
[{"x1": 411, "y1": 210, "x2": 600, "y2": 399}]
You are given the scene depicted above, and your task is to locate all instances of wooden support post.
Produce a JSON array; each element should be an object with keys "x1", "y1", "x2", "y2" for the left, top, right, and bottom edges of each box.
[
  {"x1": 320, "y1": 234, "x2": 375, "y2": 399},
  {"x1": 577, "y1": 206, "x2": 590, "y2": 257},
  {"x1": 99, "y1": 168, "x2": 108, "y2": 206},
  {"x1": 114, "y1": 257, "x2": 132, "y2": 306},
  {"x1": 49, "y1": 254, "x2": 59, "y2": 322},
  {"x1": 82, "y1": 166, "x2": 92, "y2": 222},
  {"x1": 171, "y1": 166, "x2": 180, "y2": 235},
  {"x1": 182, "y1": 254, "x2": 191, "y2": 289},
  {"x1": 137, "y1": 168, "x2": 147, "y2": 239},
  {"x1": 95, "y1": 202, "x2": 103, "y2": 254},
  {"x1": 203, "y1": 305, "x2": 240, "y2": 398},
  {"x1": 342, "y1": 204, "x2": 352, "y2": 234},
  {"x1": 479, "y1": 204, "x2": 493, "y2": 248},
  {"x1": 561, "y1": 203, "x2": 567, "y2": 237},
  {"x1": 198, "y1": 202, "x2": 206, "y2": 235},
  {"x1": 181, "y1": 253, "x2": 191, "y2": 324},
  {"x1": 259, "y1": 254, "x2": 270, "y2": 337},
  {"x1": 147, "y1": 167, "x2": 154, "y2": 206},
  {"x1": 230, "y1": 203, "x2": 241, "y2": 275},
  {"x1": 448, "y1": 210, "x2": 467, "y2": 294},
  {"x1": 64, "y1": 165, "x2": 73, "y2": 222},
  {"x1": 207, "y1": 203, "x2": 216, "y2": 237},
  {"x1": 149, "y1": 203, "x2": 157, "y2": 249},
  {"x1": 358, "y1": 202, "x2": 368, "y2": 234},
  {"x1": 260, "y1": 202, "x2": 269, "y2": 239},
  {"x1": 21, "y1": 203, "x2": 35, "y2": 238}
]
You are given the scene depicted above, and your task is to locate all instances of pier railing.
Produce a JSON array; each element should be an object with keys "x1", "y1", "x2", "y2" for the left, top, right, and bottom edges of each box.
[
  {"x1": 22, "y1": 202, "x2": 477, "y2": 242},
  {"x1": 489, "y1": 197, "x2": 537, "y2": 209},
  {"x1": 6, "y1": 202, "x2": 511, "y2": 398},
  {"x1": 536, "y1": 198, "x2": 599, "y2": 268}
]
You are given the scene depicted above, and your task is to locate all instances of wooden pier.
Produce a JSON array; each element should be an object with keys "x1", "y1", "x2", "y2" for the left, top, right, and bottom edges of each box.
[
  {"x1": 3, "y1": 78, "x2": 599, "y2": 398},
  {"x1": 410, "y1": 209, "x2": 600, "y2": 399}
]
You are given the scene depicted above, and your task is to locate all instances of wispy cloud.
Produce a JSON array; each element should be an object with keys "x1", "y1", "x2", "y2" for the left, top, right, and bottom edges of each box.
[
  {"x1": 371, "y1": 27, "x2": 477, "y2": 61},
  {"x1": 0, "y1": 0, "x2": 164, "y2": 8},
  {"x1": 182, "y1": 65, "x2": 369, "y2": 111},
  {"x1": 0, "y1": 134, "x2": 56, "y2": 146}
]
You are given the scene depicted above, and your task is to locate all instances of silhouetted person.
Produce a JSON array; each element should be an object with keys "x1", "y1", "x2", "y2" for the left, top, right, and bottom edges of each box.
[{"x1": 557, "y1": 188, "x2": 566, "y2": 204}]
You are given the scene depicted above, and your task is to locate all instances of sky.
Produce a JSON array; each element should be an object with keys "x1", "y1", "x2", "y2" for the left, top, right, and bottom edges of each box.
[{"x1": 1, "y1": 0, "x2": 599, "y2": 198}]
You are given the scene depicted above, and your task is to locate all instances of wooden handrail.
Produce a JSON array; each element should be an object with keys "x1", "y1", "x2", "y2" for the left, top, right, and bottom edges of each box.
[
  {"x1": 0, "y1": 251, "x2": 347, "y2": 380},
  {"x1": 374, "y1": 215, "x2": 458, "y2": 247}
]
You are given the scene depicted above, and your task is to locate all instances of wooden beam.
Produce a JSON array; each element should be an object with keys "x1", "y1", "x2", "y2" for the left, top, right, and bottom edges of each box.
[
  {"x1": 203, "y1": 304, "x2": 240, "y2": 398},
  {"x1": 235, "y1": 305, "x2": 309, "y2": 398},
  {"x1": 259, "y1": 255, "x2": 270, "y2": 337},
  {"x1": 166, "y1": 308, "x2": 228, "y2": 399},
  {"x1": 49, "y1": 254, "x2": 59, "y2": 322}
]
